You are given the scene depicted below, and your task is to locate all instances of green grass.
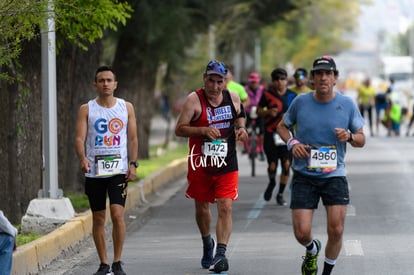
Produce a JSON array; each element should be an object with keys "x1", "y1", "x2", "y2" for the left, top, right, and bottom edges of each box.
[
  {"x1": 15, "y1": 224, "x2": 43, "y2": 246},
  {"x1": 16, "y1": 142, "x2": 188, "y2": 246},
  {"x1": 138, "y1": 144, "x2": 188, "y2": 180}
]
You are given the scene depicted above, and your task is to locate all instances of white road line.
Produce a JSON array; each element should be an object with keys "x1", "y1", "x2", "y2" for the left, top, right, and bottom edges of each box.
[
  {"x1": 344, "y1": 239, "x2": 364, "y2": 256},
  {"x1": 244, "y1": 194, "x2": 267, "y2": 230},
  {"x1": 229, "y1": 194, "x2": 266, "y2": 259},
  {"x1": 346, "y1": 204, "x2": 356, "y2": 216}
]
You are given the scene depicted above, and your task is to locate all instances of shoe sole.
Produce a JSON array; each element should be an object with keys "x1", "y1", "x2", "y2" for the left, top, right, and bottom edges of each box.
[
  {"x1": 276, "y1": 201, "x2": 287, "y2": 206},
  {"x1": 209, "y1": 257, "x2": 229, "y2": 273},
  {"x1": 93, "y1": 268, "x2": 111, "y2": 275}
]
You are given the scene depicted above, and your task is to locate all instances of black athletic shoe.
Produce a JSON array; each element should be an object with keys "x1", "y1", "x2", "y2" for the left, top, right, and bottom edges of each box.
[
  {"x1": 201, "y1": 239, "x2": 216, "y2": 269},
  {"x1": 209, "y1": 255, "x2": 229, "y2": 273},
  {"x1": 111, "y1": 261, "x2": 126, "y2": 275},
  {"x1": 259, "y1": 152, "x2": 265, "y2": 161},
  {"x1": 276, "y1": 193, "x2": 287, "y2": 206},
  {"x1": 93, "y1": 263, "x2": 111, "y2": 275},
  {"x1": 263, "y1": 182, "x2": 275, "y2": 201}
]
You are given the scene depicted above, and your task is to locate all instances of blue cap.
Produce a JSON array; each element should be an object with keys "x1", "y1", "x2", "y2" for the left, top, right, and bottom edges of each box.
[{"x1": 205, "y1": 60, "x2": 228, "y2": 78}]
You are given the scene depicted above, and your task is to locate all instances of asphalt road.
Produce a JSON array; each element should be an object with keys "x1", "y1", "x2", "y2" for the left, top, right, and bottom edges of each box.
[{"x1": 40, "y1": 127, "x2": 414, "y2": 275}]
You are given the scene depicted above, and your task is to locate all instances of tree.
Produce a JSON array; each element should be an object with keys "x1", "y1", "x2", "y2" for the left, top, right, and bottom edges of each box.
[
  {"x1": 111, "y1": 0, "x2": 222, "y2": 159},
  {"x1": 260, "y1": 0, "x2": 361, "y2": 74},
  {"x1": 0, "y1": 0, "x2": 132, "y2": 223},
  {"x1": 0, "y1": 0, "x2": 366, "y2": 223}
]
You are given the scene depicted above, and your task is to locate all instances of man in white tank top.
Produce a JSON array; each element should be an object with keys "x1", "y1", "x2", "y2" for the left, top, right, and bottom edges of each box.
[{"x1": 75, "y1": 66, "x2": 138, "y2": 275}]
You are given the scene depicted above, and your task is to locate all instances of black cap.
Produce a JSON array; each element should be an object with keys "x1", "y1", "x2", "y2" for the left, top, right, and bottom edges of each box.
[
  {"x1": 271, "y1": 68, "x2": 287, "y2": 81},
  {"x1": 311, "y1": 55, "x2": 337, "y2": 72}
]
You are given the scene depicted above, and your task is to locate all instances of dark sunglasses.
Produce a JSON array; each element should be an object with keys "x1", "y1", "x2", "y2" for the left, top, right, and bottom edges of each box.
[
  {"x1": 206, "y1": 60, "x2": 228, "y2": 75},
  {"x1": 294, "y1": 73, "x2": 305, "y2": 79}
]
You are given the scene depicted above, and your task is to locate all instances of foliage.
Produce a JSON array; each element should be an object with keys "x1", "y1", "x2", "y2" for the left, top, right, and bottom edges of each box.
[
  {"x1": 0, "y1": 0, "x2": 132, "y2": 80},
  {"x1": 260, "y1": 0, "x2": 361, "y2": 75},
  {"x1": 111, "y1": 0, "x2": 221, "y2": 79},
  {"x1": 391, "y1": 25, "x2": 413, "y2": 56},
  {"x1": 108, "y1": 0, "x2": 227, "y2": 160},
  {"x1": 0, "y1": 0, "x2": 369, "y2": 224},
  {"x1": 215, "y1": 0, "x2": 300, "y2": 59},
  {"x1": 0, "y1": 0, "x2": 44, "y2": 81},
  {"x1": 179, "y1": 0, "x2": 361, "y2": 89},
  {"x1": 55, "y1": 0, "x2": 132, "y2": 50}
]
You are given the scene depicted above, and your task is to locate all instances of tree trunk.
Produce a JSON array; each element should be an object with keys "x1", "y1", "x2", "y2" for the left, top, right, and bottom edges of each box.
[
  {"x1": 112, "y1": 48, "x2": 158, "y2": 160},
  {"x1": 113, "y1": 64, "x2": 157, "y2": 160},
  {"x1": 0, "y1": 39, "x2": 103, "y2": 222},
  {"x1": 0, "y1": 39, "x2": 43, "y2": 224},
  {"x1": 0, "y1": 65, "x2": 20, "y2": 224},
  {"x1": 56, "y1": 41, "x2": 103, "y2": 193}
]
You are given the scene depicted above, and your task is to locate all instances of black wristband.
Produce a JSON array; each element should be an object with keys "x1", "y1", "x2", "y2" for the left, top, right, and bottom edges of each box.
[
  {"x1": 347, "y1": 132, "x2": 354, "y2": 142},
  {"x1": 129, "y1": 161, "x2": 139, "y2": 168}
]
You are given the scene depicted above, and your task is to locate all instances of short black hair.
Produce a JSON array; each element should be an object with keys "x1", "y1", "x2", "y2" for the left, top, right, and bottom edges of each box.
[
  {"x1": 95, "y1": 66, "x2": 116, "y2": 81},
  {"x1": 271, "y1": 68, "x2": 287, "y2": 81}
]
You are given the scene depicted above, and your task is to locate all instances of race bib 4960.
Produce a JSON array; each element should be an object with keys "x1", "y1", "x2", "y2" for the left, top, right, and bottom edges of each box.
[{"x1": 307, "y1": 146, "x2": 337, "y2": 169}]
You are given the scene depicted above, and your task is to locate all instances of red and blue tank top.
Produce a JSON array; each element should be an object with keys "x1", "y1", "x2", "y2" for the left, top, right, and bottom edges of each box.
[{"x1": 188, "y1": 88, "x2": 238, "y2": 175}]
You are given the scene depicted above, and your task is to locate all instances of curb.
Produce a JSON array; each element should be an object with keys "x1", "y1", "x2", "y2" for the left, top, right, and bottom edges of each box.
[{"x1": 12, "y1": 158, "x2": 187, "y2": 275}]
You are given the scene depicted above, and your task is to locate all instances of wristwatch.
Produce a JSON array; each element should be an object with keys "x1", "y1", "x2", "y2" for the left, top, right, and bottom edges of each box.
[
  {"x1": 347, "y1": 131, "x2": 354, "y2": 142},
  {"x1": 129, "y1": 160, "x2": 139, "y2": 168}
]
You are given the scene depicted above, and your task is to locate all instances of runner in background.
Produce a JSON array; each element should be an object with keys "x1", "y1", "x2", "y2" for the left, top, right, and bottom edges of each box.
[
  {"x1": 257, "y1": 68, "x2": 296, "y2": 205},
  {"x1": 226, "y1": 65, "x2": 249, "y2": 109},
  {"x1": 244, "y1": 72, "x2": 265, "y2": 161},
  {"x1": 290, "y1": 68, "x2": 312, "y2": 95},
  {"x1": 357, "y1": 78, "x2": 375, "y2": 136}
]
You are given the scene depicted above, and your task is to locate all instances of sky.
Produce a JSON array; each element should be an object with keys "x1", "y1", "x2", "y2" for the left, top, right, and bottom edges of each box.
[
  {"x1": 334, "y1": 0, "x2": 414, "y2": 78},
  {"x1": 353, "y1": 0, "x2": 414, "y2": 51}
]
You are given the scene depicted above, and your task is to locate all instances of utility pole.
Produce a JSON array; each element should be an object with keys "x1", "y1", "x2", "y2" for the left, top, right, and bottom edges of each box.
[
  {"x1": 410, "y1": 24, "x2": 414, "y2": 91},
  {"x1": 39, "y1": 0, "x2": 61, "y2": 199},
  {"x1": 21, "y1": 0, "x2": 74, "y2": 235},
  {"x1": 209, "y1": 25, "x2": 216, "y2": 60},
  {"x1": 254, "y1": 36, "x2": 261, "y2": 73}
]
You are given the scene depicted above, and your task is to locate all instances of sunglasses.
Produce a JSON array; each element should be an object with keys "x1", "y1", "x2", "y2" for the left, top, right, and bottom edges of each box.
[
  {"x1": 294, "y1": 73, "x2": 305, "y2": 79},
  {"x1": 206, "y1": 60, "x2": 228, "y2": 75}
]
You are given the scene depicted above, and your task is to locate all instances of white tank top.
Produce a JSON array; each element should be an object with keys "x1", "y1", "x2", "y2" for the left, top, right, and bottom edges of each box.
[{"x1": 85, "y1": 97, "x2": 129, "y2": 178}]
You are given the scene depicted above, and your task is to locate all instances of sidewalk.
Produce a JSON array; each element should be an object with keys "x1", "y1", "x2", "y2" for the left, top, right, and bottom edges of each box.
[{"x1": 12, "y1": 115, "x2": 186, "y2": 275}]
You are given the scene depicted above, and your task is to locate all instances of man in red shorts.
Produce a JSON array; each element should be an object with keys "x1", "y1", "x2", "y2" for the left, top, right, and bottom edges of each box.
[{"x1": 175, "y1": 60, "x2": 247, "y2": 273}]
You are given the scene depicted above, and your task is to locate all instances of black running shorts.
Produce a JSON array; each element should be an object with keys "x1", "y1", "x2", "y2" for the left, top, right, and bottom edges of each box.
[{"x1": 85, "y1": 174, "x2": 128, "y2": 211}]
